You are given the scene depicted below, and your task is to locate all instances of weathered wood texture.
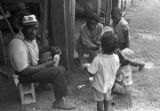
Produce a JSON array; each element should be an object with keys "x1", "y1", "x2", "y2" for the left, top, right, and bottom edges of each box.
[
  {"x1": 48, "y1": 0, "x2": 75, "y2": 69},
  {"x1": 4, "y1": 0, "x2": 40, "y2": 3},
  {"x1": 64, "y1": 0, "x2": 75, "y2": 70},
  {"x1": 0, "y1": 30, "x2": 6, "y2": 66},
  {"x1": 40, "y1": 0, "x2": 48, "y2": 46},
  {"x1": 105, "y1": 0, "x2": 112, "y2": 25}
]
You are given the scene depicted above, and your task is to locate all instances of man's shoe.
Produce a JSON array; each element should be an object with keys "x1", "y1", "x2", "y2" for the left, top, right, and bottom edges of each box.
[{"x1": 52, "y1": 99, "x2": 76, "y2": 110}]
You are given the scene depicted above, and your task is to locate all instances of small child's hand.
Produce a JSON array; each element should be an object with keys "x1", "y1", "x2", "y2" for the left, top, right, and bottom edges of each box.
[
  {"x1": 50, "y1": 46, "x2": 62, "y2": 57},
  {"x1": 82, "y1": 63, "x2": 91, "y2": 69},
  {"x1": 88, "y1": 77, "x2": 94, "y2": 85}
]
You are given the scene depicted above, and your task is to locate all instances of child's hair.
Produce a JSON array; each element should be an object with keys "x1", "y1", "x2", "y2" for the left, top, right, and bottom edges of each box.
[
  {"x1": 101, "y1": 31, "x2": 118, "y2": 54},
  {"x1": 111, "y1": 7, "x2": 122, "y2": 17}
]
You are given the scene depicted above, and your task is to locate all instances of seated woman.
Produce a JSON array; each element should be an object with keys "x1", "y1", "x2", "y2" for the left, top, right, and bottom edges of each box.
[{"x1": 77, "y1": 12, "x2": 103, "y2": 67}]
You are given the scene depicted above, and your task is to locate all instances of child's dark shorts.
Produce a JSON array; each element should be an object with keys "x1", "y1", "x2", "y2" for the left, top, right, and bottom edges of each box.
[{"x1": 92, "y1": 87, "x2": 111, "y2": 101}]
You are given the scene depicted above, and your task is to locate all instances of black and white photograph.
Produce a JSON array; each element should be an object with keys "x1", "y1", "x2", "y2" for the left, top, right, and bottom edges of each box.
[{"x1": 0, "y1": 0, "x2": 159, "y2": 111}]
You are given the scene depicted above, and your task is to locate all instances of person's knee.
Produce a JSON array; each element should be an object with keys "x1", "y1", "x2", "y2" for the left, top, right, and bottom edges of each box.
[
  {"x1": 58, "y1": 65, "x2": 66, "y2": 72},
  {"x1": 97, "y1": 101, "x2": 104, "y2": 111},
  {"x1": 56, "y1": 66, "x2": 66, "y2": 77},
  {"x1": 49, "y1": 66, "x2": 65, "y2": 77},
  {"x1": 112, "y1": 83, "x2": 127, "y2": 95}
]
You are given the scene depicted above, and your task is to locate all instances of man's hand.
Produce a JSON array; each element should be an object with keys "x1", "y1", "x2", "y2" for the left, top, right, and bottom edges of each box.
[
  {"x1": 50, "y1": 46, "x2": 62, "y2": 57},
  {"x1": 93, "y1": 41, "x2": 101, "y2": 46}
]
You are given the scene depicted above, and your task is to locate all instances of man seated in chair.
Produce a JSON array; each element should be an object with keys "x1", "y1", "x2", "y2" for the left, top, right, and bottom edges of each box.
[{"x1": 9, "y1": 14, "x2": 76, "y2": 110}]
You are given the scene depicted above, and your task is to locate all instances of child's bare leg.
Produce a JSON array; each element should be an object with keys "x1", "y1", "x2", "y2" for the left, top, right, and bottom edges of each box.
[
  {"x1": 104, "y1": 100, "x2": 110, "y2": 111},
  {"x1": 129, "y1": 60, "x2": 144, "y2": 71},
  {"x1": 125, "y1": 59, "x2": 145, "y2": 71},
  {"x1": 97, "y1": 101, "x2": 104, "y2": 111},
  {"x1": 104, "y1": 101, "x2": 116, "y2": 111},
  {"x1": 104, "y1": 89, "x2": 113, "y2": 111}
]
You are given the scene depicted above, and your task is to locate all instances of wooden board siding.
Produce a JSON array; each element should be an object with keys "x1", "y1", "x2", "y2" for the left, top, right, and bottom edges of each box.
[
  {"x1": 64, "y1": 0, "x2": 75, "y2": 70},
  {"x1": 48, "y1": 0, "x2": 75, "y2": 70},
  {"x1": 0, "y1": 30, "x2": 6, "y2": 66},
  {"x1": 4, "y1": 0, "x2": 40, "y2": 3}
]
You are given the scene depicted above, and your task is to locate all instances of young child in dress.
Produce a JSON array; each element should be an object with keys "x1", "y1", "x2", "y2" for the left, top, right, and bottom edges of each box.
[
  {"x1": 86, "y1": 31, "x2": 120, "y2": 111},
  {"x1": 111, "y1": 7, "x2": 145, "y2": 71}
]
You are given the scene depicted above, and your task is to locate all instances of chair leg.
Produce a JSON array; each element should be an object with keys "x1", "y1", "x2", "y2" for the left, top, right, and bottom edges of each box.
[{"x1": 18, "y1": 83, "x2": 36, "y2": 105}]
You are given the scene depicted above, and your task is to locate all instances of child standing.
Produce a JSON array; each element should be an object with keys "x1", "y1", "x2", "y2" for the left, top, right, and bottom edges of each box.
[
  {"x1": 86, "y1": 31, "x2": 120, "y2": 111},
  {"x1": 111, "y1": 7, "x2": 130, "y2": 50},
  {"x1": 111, "y1": 7, "x2": 145, "y2": 71}
]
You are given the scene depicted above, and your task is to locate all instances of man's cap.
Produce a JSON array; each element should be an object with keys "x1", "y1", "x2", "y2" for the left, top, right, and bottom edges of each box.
[{"x1": 23, "y1": 14, "x2": 39, "y2": 26}]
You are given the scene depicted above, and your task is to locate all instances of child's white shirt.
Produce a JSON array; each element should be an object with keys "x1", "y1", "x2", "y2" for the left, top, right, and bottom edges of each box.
[{"x1": 87, "y1": 53, "x2": 120, "y2": 93}]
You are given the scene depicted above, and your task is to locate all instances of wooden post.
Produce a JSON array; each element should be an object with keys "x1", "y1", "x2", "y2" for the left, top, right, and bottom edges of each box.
[
  {"x1": 47, "y1": 0, "x2": 75, "y2": 70},
  {"x1": 48, "y1": 0, "x2": 68, "y2": 68},
  {"x1": 105, "y1": 0, "x2": 112, "y2": 26},
  {"x1": 0, "y1": 30, "x2": 6, "y2": 66},
  {"x1": 122, "y1": 0, "x2": 127, "y2": 16},
  {"x1": 64, "y1": 0, "x2": 75, "y2": 70},
  {"x1": 97, "y1": 0, "x2": 101, "y2": 17},
  {"x1": 40, "y1": 0, "x2": 48, "y2": 46},
  {"x1": 39, "y1": 0, "x2": 50, "y2": 63},
  {"x1": 118, "y1": 0, "x2": 122, "y2": 9},
  {"x1": 70, "y1": 0, "x2": 75, "y2": 70},
  {"x1": 64, "y1": 0, "x2": 70, "y2": 70}
]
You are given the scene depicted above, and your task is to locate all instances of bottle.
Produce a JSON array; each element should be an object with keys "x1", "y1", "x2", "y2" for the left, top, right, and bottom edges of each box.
[{"x1": 53, "y1": 54, "x2": 60, "y2": 66}]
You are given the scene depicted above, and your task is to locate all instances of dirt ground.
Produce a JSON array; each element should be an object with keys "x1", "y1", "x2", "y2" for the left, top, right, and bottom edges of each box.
[{"x1": 0, "y1": 0, "x2": 160, "y2": 111}]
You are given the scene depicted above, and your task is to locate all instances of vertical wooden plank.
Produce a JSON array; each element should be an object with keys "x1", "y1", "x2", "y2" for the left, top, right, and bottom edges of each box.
[
  {"x1": 97, "y1": 0, "x2": 101, "y2": 17},
  {"x1": 118, "y1": 0, "x2": 122, "y2": 9},
  {"x1": 47, "y1": 0, "x2": 75, "y2": 70},
  {"x1": 105, "y1": 0, "x2": 112, "y2": 26},
  {"x1": 121, "y1": 0, "x2": 123, "y2": 11},
  {"x1": 4, "y1": 0, "x2": 40, "y2": 3},
  {"x1": 40, "y1": 0, "x2": 48, "y2": 46},
  {"x1": 63, "y1": 0, "x2": 75, "y2": 70},
  {"x1": 39, "y1": 0, "x2": 50, "y2": 63},
  {"x1": 0, "y1": 30, "x2": 6, "y2": 66},
  {"x1": 48, "y1": 0, "x2": 67, "y2": 68},
  {"x1": 63, "y1": 0, "x2": 70, "y2": 70},
  {"x1": 70, "y1": 0, "x2": 75, "y2": 70},
  {"x1": 122, "y1": 0, "x2": 127, "y2": 16}
]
